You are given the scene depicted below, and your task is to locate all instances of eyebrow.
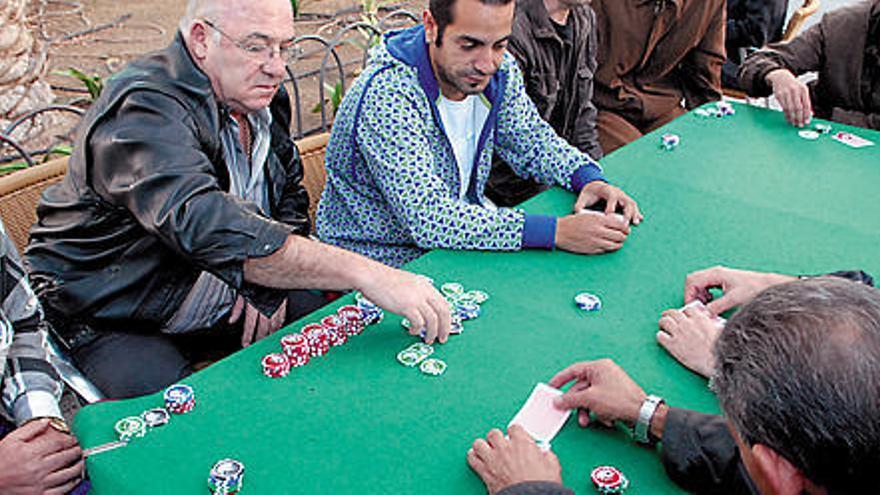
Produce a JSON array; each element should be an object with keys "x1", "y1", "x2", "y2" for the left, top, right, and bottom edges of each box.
[
  {"x1": 457, "y1": 34, "x2": 510, "y2": 46},
  {"x1": 242, "y1": 32, "x2": 297, "y2": 44}
]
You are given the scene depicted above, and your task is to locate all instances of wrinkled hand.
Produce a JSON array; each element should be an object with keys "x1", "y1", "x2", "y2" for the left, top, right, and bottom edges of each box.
[
  {"x1": 657, "y1": 305, "x2": 722, "y2": 378},
  {"x1": 684, "y1": 265, "x2": 796, "y2": 315},
  {"x1": 358, "y1": 266, "x2": 451, "y2": 344},
  {"x1": 766, "y1": 69, "x2": 812, "y2": 127},
  {"x1": 467, "y1": 425, "x2": 562, "y2": 495},
  {"x1": 555, "y1": 213, "x2": 630, "y2": 254},
  {"x1": 574, "y1": 181, "x2": 644, "y2": 226},
  {"x1": 230, "y1": 296, "x2": 287, "y2": 347},
  {"x1": 0, "y1": 419, "x2": 84, "y2": 495},
  {"x1": 549, "y1": 359, "x2": 646, "y2": 428}
]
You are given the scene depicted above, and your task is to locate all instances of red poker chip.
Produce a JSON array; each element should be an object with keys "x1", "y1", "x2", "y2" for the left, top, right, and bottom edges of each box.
[
  {"x1": 261, "y1": 353, "x2": 291, "y2": 378},
  {"x1": 590, "y1": 466, "x2": 628, "y2": 493},
  {"x1": 337, "y1": 305, "x2": 365, "y2": 336}
]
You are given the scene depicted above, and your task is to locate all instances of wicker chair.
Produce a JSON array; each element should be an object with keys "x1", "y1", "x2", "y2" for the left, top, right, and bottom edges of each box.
[
  {"x1": 296, "y1": 132, "x2": 331, "y2": 230},
  {"x1": 0, "y1": 157, "x2": 68, "y2": 254}
]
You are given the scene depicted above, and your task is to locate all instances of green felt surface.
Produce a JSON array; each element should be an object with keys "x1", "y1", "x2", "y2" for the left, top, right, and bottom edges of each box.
[{"x1": 73, "y1": 103, "x2": 880, "y2": 494}]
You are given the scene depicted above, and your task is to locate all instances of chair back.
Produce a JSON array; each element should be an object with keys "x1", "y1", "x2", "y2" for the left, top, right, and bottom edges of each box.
[
  {"x1": 0, "y1": 158, "x2": 68, "y2": 253},
  {"x1": 782, "y1": 0, "x2": 821, "y2": 42},
  {"x1": 295, "y1": 132, "x2": 330, "y2": 231}
]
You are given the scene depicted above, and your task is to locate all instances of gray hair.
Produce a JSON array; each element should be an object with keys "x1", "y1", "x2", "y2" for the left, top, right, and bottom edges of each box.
[
  {"x1": 179, "y1": 0, "x2": 223, "y2": 35},
  {"x1": 714, "y1": 277, "x2": 880, "y2": 493}
]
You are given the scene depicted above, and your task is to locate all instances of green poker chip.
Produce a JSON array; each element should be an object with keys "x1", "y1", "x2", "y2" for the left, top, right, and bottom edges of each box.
[
  {"x1": 115, "y1": 416, "x2": 147, "y2": 441},
  {"x1": 406, "y1": 342, "x2": 434, "y2": 357},
  {"x1": 397, "y1": 349, "x2": 425, "y2": 367},
  {"x1": 441, "y1": 282, "x2": 464, "y2": 298},
  {"x1": 419, "y1": 358, "x2": 447, "y2": 376},
  {"x1": 467, "y1": 290, "x2": 490, "y2": 304}
]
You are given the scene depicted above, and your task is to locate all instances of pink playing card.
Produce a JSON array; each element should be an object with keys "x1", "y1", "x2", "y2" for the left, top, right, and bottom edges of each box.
[{"x1": 508, "y1": 383, "x2": 571, "y2": 443}]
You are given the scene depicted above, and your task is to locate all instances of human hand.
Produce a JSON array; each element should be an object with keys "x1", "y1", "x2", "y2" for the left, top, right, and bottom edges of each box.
[
  {"x1": 555, "y1": 213, "x2": 630, "y2": 254},
  {"x1": 357, "y1": 266, "x2": 451, "y2": 344},
  {"x1": 574, "y1": 182, "x2": 644, "y2": 226},
  {"x1": 0, "y1": 419, "x2": 84, "y2": 495},
  {"x1": 766, "y1": 69, "x2": 812, "y2": 127},
  {"x1": 467, "y1": 425, "x2": 563, "y2": 495},
  {"x1": 684, "y1": 265, "x2": 796, "y2": 315},
  {"x1": 657, "y1": 305, "x2": 722, "y2": 378},
  {"x1": 549, "y1": 359, "x2": 646, "y2": 428},
  {"x1": 230, "y1": 296, "x2": 288, "y2": 347}
]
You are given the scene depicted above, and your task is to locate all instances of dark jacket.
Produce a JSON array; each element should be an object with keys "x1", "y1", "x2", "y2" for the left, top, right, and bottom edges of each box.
[
  {"x1": 727, "y1": 0, "x2": 788, "y2": 64},
  {"x1": 486, "y1": 0, "x2": 603, "y2": 207},
  {"x1": 592, "y1": 0, "x2": 726, "y2": 124},
  {"x1": 26, "y1": 33, "x2": 309, "y2": 346},
  {"x1": 739, "y1": 0, "x2": 880, "y2": 130}
]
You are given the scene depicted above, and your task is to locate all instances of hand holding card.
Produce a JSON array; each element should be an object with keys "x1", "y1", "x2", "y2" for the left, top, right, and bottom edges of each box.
[{"x1": 508, "y1": 383, "x2": 572, "y2": 448}]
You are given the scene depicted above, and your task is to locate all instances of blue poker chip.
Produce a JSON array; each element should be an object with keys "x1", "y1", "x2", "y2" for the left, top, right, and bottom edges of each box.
[{"x1": 574, "y1": 292, "x2": 602, "y2": 312}]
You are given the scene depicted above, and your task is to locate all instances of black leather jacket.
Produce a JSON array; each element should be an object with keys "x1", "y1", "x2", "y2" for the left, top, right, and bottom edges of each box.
[{"x1": 26, "y1": 33, "x2": 309, "y2": 345}]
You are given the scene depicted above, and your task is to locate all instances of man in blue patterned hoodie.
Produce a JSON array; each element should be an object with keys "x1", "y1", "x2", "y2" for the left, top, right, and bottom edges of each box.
[{"x1": 317, "y1": 0, "x2": 644, "y2": 268}]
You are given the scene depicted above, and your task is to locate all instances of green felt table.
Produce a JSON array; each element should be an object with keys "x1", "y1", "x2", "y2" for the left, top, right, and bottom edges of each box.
[{"x1": 73, "y1": 103, "x2": 880, "y2": 494}]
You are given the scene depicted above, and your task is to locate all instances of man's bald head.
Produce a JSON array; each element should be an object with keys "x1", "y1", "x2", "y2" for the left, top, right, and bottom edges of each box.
[{"x1": 179, "y1": 0, "x2": 293, "y2": 36}]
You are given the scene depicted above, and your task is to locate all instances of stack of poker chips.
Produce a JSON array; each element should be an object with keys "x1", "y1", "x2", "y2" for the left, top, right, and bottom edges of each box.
[
  {"x1": 419, "y1": 358, "x2": 447, "y2": 376},
  {"x1": 336, "y1": 305, "x2": 365, "y2": 336},
  {"x1": 355, "y1": 293, "x2": 384, "y2": 325},
  {"x1": 208, "y1": 459, "x2": 245, "y2": 495},
  {"x1": 114, "y1": 416, "x2": 147, "y2": 442},
  {"x1": 320, "y1": 315, "x2": 348, "y2": 347},
  {"x1": 301, "y1": 323, "x2": 330, "y2": 357},
  {"x1": 261, "y1": 352, "x2": 291, "y2": 378},
  {"x1": 141, "y1": 408, "x2": 170, "y2": 429},
  {"x1": 164, "y1": 384, "x2": 196, "y2": 414},
  {"x1": 695, "y1": 101, "x2": 736, "y2": 119},
  {"x1": 659, "y1": 133, "x2": 680, "y2": 151},
  {"x1": 590, "y1": 466, "x2": 629, "y2": 494},
  {"x1": 575, "y1": 292, "x2": 602, "y2": 312},
  {"x1": 279, "y1": 333, "x2": 310, "y2": 367}
]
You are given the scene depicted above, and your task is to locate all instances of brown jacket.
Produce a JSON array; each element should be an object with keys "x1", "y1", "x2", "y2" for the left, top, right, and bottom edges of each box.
[
  {"x1": 739, "y1": 0, "x2": 880, "y2": 130},
  {"x1": 487, "y1": 0, "x2": 601, "y2": 207},
  {"x1": 591, "y1": 0, "x2": 726, "y2": 124}
]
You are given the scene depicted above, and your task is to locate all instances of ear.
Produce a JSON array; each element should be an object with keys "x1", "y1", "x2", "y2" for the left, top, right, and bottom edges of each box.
[
  {"x1": 423, "y1": 9, "x2": 437, "y2": 45},
  {"x1": 188, "y1": 21, "x2": 211, "y2": 60},
  {"x1": 750, "y1": 444, "x2": 809, "y2": 495}
]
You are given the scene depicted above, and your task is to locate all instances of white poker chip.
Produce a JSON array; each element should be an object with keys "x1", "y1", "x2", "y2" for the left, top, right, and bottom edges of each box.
[
  {"x1": 574, "y1": 292, "x2": 602, "y2": 312},
  {"x1": 798, "y1": 129, "x2": 820, "y2": 140}
]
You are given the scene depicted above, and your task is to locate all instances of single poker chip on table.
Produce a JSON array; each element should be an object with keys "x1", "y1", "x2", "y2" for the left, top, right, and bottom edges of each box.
[
  {"x1": 574, "y1": 292, "x2": 602, "y2": 312},
  {"x1": 114, "y1": 416, "x2": 147, "y2": 442},
  {"x1": 419, "y1": 358, "x2": 447, "y2": 376},
  {"x1": 396, "y1": 349, "x2": 425, "y2": 367},
  {"x1": 208, "y1": 458, "x2": 245, "y2": 495},
  {"x1": 140, "y1": 408, "x2": 170, "y2": 429},
  {"x1": 798, "y1": 129, "x2": 820, "y2": 140},
  {"x1": 590, "y1": 466, "x2": 629, "y2": 494}
]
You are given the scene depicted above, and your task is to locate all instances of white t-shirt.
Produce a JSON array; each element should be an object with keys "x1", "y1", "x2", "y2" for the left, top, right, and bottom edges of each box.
[{"x1": 437, "y1": 94, "x2": 490, "y2": 201}]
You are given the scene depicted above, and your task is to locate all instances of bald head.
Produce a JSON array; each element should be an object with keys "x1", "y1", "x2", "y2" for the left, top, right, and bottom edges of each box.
[{"x1": 179, "y1": 0, "x2": 294, "y2": 36}]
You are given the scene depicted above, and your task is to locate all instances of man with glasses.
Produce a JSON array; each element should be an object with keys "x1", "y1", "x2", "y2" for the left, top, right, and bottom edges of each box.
[{"x1": 26, "y1": 0, "x2": 452, "y2": 399}]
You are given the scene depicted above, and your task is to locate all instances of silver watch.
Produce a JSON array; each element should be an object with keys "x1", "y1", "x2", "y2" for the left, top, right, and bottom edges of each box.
[{"x1": 634, "y1": 395, "x2": 664, "y2": 444}]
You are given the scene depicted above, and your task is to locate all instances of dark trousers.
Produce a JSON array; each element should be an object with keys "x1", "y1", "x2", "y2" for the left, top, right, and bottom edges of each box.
[{"x1": 68, "y1": 289, "x2": 329, "y2": 399}]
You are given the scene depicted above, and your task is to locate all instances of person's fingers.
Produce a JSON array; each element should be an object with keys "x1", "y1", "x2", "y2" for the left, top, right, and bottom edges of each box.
[
  {"x1": 548, "y1": 362, "x2": 588, "y2": 389},
  {"x1": 240, "y1": 304, "x2": 259, "y2": 347},
  {"x1": 11, "y1": 418, "x2": 51, "y2": 442},
  {"x1": 604, "y1": 192, "x2": 620, "y2": 215},
  {"x1": 427, "y1": 296, "x2": 451, "y2": 344},
  {"x1": 486, "y1": 428, "x2": 508, "y2": 449},
  {"x1": 421, "y1": 304, "x2": 439, "y2": 345},
  {"x1": 45, "y1": 475, "x2": 84, "y2": 495},
  {"x1": 706, "y1": 294, "x2": 737, "y2": 316},
  {"x1": 507, "y1": 424, "x2": 533, "y2": 444},
  {"x1": 577, "y1": 408, "x2": 591, "y2": 427},
  {"x1": 228, "y1": 296, "x2": 245, "y2": 324},
  {"x1": 658, "y1": 315, "x2": 676, "y2": 334},
  {"x1": 406, "y1": 309, "x2": 426, "y2": 339},
  {"x1": 684, "y1": 268, "x2": 723, "y2": 303},
  {"x1": 800, "y1": 88, "x2": 813, "y2": 126},
  {"x1": 600, "y1": 211, "x2": 630, "y2": 236},
  {"x1": 44, "y1": 456, "x2": 84, "y2": 488},
  {"x1": 554, "y1": 388, "x2": 593, "y2": 411},
  {"x1": 472, "y1": 437, "x2": 493, "y2": 459},
  {"x1": 656, "y1": 330, "x2": 674, "y2": 349},
  {"x1": 41, "y1": 443, "x2": 82, "y2": 473}
]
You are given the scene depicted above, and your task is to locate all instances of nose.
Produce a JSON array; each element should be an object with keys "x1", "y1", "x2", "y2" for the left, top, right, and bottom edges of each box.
[
  {"x1": 263, "y1": 51, "x2": 287, "y2": 79},
  {"x1": 474, "y1": 49, "x2": 497, "y2": 76}
]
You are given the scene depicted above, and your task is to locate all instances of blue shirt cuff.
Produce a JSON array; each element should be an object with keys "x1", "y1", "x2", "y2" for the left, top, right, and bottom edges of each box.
[
  {"x1": 522, "y1": 214, "x2": 557, "y2": 250},
  {"x1": 569, "y1": 164, "x2": 606, "y2": 192}
]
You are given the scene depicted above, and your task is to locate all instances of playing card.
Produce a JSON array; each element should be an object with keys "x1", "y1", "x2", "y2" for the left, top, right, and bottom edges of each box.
[
  {"x1": 508, "y1": 383, "x2": 571, "y2": 444},
  {"x1": 578, "y1": 209, "x2": 627, "y2": 224},
  {"x1": 832, "y1": 131, "x2": 875, "y2": 148}
]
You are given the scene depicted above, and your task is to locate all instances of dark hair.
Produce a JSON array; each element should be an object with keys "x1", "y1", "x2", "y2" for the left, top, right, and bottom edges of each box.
[
  {"x1": 429, "y1": 0, "x2": 514, "y2": 45},
  {"x1": 713, "y1": 277, "x2": 880, "y2": 494}
]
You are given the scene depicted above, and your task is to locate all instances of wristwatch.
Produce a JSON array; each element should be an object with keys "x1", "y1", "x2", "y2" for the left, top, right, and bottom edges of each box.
[{"x1": 633, "y1": 395, "x2": 664, "y2": 444}]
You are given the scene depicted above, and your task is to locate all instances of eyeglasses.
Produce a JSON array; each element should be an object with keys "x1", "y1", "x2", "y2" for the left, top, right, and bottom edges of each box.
[{"x1": 202, "y1": 19, "x2": 298, "y2": 63}]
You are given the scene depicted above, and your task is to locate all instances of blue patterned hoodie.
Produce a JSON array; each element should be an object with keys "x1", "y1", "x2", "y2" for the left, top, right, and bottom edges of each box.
[{"x1": 316, "y1": 26, "x2": 605, "y2": 267}]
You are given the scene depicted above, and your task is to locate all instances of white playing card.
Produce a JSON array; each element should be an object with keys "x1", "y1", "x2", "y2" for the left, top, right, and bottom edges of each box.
[
  {"x1": 832, "y1": 131, "x2": 875, "y2": 148},
  {"x1": 578, "y1": 209, "x2": 627, "y2": 224},
  {"x1": 508, "y1": 383, "x2": 571, "y2": 445},
  {"x1": 680, "y1": 300, "x2": 726, "y2": 328}
]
